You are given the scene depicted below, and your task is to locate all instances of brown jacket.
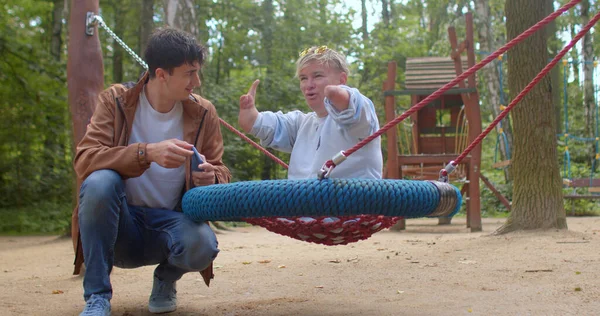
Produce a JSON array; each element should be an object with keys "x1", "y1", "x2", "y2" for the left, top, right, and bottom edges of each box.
[{"x1": 71, "y1": 72, "x2": 231, "y2": 286}]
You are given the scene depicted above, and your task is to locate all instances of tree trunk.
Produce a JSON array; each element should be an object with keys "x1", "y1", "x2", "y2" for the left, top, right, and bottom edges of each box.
[
  {"x1": 112, "y1": 1, "x2": 124, "y2": 83},
  {"x1": 495, "y1": 0, "x2": 567, "y2": 234},
  {"x1": 163, "y1": 0, "x2": 198, "y2": 37},
  {"x1": 51, "y1": 0, "x2": 65, "y2": 60},
  {"x1": 382, "y1": 0, "x2": 390, "y2": 27},
  {"x1": 545, "y1": 0, "x2": 562, "y2": 135},
  {"x1": 358, "y1": 0, "x2": 369, "y2": 89},
  {"x1": 475, "y1": 0, "x2": 512, "y2": 182},
  {"x1": 361, "y1": 0, "x2": 368, "y2": 42},
  {"x1": 581, "y1": 0, "x2": 596, "y2": 167},
  {"x1": 569, "y1": 22, "x2": 580, "y2": 83},
  {"x1": 139, "y1": 0, "x2": 154, "y2": 55}
]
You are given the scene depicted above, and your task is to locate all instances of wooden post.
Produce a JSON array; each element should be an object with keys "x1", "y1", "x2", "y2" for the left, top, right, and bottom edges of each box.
[
  {"x1": 68, "y1": 0, "x2": 104, "y2": 146},
  {"x1": 384, "y1": 62, "x2": 399, "y2": 180},
  {"x1": 383, "y1": 62, "x2": 406, "y2": 231},
  {"x1": 67, "y1": 0, "x2": 104, "y2": 249},
  {"x1": 448, "y1": 12, "x2": 482, "y2": 232}
]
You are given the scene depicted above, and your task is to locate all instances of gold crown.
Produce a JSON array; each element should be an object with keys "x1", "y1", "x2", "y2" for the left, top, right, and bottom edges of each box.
[{"x1": 299, "y1": 45, "x2": 328, "y2": 57}]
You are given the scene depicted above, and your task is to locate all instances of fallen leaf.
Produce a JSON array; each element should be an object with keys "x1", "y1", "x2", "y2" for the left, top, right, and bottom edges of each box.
[
  {"x1": 329, "y1": 259, "x2": 341, "y2": 263},
  {"x1": 397, "y1": 290, "x2": 405, "y2": 294},
  {"x1": 278, "y1": 265, "x2": 286, "y2": 269},
  {"x1": 315, "y1": 285, "x2": 324, "y2": 288},
  {"x1": 214, "y1": 265, "x2": 223, "y2": 269},
  {"x1": 52, "y1": 290, "x2": 64, "y2": 294},
  {"x1": 376, "y1": 248, "x2": 387, "y2": 251},
  {"x1": 242, "y1": 261, "x2": 252, "y2": 265},
  {"x1": 575, "y1": 287, "x2": 582, "y2": 292},
  {"x1": 258, "y1": 260, "x2": 271, "y2": 264},
  {"x1": 467, "y1": 308, "x2": 473, "y2": 313}
]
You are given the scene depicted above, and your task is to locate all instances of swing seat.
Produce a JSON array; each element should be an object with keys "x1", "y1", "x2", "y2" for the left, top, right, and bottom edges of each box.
[{"x1": 182, "y1": 178, "x2": 462, "y2": 245}]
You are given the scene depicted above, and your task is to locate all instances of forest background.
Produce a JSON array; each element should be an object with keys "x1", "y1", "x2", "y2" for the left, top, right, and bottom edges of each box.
[{"x1": 1, "y1": 0, "x2": 599, "y2": 234}]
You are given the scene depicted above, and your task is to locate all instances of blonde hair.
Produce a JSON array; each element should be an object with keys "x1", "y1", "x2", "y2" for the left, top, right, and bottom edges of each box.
[{"x1": 295, "y1": 46, "x2": 350, "y2": 77}]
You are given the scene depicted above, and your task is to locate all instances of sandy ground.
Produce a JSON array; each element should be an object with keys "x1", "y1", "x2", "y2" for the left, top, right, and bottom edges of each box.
[{"x1": 0, "y1": 217, "x2": 599, "y2": 316}]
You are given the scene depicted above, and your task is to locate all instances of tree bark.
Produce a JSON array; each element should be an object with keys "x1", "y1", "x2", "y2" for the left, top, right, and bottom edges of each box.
[
  {"x1": 381, "y1": 0, "x2": 390, "y2": 27},
  {"x1": 495, "y1": 0, "x2": 567, "y2": 234},
  {"x1": 358, "y1": 0, "x2": 369, "y2": 89},
  {"x1": 139, "y1": 0, "x2": 154, "y2": 55},
  {"x1": 361, "y1": 0, "x2": 368, "y2": 42},
  {"x1": 545, "y1": 0, "x2": 562, "y2": 135},
  {"x1": 581, "y1": 0, "x2": 596, "y2": 167},
  {"x1": 475, "y1": 0, "x2": 512, "y2": 182},
  {"x1": 112, "y1": 0, "x2": 124, "y2": 83},
  {"x1": 51, "y1": 0, "x2": 66, "y2": 60},
  {"x1": 163, "y1": 0, "x2": 198, "y2": 37}
]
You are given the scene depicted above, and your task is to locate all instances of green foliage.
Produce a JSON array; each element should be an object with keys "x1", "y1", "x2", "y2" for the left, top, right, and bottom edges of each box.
[
  {"x1": 0, "y1": 0, "x2": 73, "y2": 211},
  {"x1": 2, "y1": 0, "x2": 600, "y2": 234},
  {"x1": 0, "y1": 201, "x2": 72, "y2": 235}
]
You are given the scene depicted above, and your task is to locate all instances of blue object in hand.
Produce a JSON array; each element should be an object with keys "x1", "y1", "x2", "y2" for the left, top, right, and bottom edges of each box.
[{"x1": 191, "y1": 147, "x2": 204, "y2": 172}]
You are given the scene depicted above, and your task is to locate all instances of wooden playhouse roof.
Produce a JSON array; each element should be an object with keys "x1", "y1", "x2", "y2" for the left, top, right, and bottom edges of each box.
[{"x1": 404, "y1": 56, "x2": 470, "y2": 91}]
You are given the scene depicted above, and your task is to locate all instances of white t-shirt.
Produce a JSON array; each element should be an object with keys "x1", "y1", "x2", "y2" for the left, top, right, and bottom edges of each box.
[
  {"x1": 250, "y1": 85, "x2": 382, "y2": 179},
  {"x1": 125, "y1": 87, "x2": 185, "y2": 210}
]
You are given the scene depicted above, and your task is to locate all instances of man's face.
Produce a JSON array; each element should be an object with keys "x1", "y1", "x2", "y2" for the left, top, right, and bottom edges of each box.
[
  {"x1": 298, "y1": 61, "x2": 346, "y2": 115},
  {"x1": 162, "y1": 62, "x2": 201, "y2": 101}
]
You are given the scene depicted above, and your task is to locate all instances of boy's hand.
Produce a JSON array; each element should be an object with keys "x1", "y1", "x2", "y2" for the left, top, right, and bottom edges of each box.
[
  {"x1": 239, "y1": 79, "x2": 260, "y2": 133},
  {"x1": 146, "y1": 139, "x2": 193, "y2": 168},
  {"x1": 192, "y1": 152, "x2": 216, "y2": 186},
  {"x1": 324, "y1": 85, "x2": 350, "y2": 111}
]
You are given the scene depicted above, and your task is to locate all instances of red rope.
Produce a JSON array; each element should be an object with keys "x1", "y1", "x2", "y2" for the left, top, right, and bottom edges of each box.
[
  {"x1": 218, "y1": 118, "x2": 289, "y2": 169},
  {"x1": 453, "y1": 10, "x2": 600, "y2": 166},
  {"x1": 336, "y1": 0, "x2": 580, "y2": 164}
]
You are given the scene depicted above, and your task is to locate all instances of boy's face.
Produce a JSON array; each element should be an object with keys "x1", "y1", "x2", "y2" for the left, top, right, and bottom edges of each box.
[
  {"x1": 298, "y1": 61, "x2": 347, "y2": 115},
  {"x1": 158, "y1": 61, "x2": 201, "y2": 101}
]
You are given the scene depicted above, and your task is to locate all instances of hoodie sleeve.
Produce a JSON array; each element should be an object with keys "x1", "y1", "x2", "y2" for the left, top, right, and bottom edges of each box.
[
  {"x1": 323, "y1": 85, "x2": 380, "y2": 139},
  {"x1": 250, "y1": 110, "x2": 306, "y2": 153}
]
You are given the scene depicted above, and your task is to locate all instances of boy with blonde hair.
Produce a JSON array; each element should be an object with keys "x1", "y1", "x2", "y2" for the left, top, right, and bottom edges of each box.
[{"x1": 238, "y1": 46, "x2": 382, "y2": 179}]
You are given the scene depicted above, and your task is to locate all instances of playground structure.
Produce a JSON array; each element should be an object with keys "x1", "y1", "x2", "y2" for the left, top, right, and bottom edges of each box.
[{"x1": 383, "y1": 13, "x2": 483, "y2": 232}]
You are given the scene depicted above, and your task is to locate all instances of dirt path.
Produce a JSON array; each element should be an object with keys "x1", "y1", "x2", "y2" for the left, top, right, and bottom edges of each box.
[{"x1": 1, "y1": 217, "x2": 599, "y2": 315}]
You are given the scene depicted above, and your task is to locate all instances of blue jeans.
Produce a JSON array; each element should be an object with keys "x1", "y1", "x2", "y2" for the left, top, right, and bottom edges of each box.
[{"x1": 78, "y1": 169, "x2": 219, "y2": 301}]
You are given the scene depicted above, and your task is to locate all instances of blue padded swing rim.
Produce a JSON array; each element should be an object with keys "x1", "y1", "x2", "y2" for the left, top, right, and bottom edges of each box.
[{"x1": 182, "y1": 179, "x2": 462, "y2": 222}]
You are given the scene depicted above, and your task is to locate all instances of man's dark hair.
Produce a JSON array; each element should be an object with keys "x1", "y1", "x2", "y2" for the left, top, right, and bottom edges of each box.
[{"x1": 144, "y1": 27, "x2": 206, "y2": 78}]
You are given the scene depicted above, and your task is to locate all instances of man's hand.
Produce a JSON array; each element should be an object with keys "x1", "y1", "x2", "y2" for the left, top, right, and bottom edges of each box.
[
  {"x1": 324, "y1": 85, "x2": 350, "y2": 112},
  {"x1": 146, "y1": 139, "x2": 193, "y2": 168},
  {"x1": 239, "y1": 79, "x2": 260, "y2": 133},
  {"x1": 192, "y1": 152, "x2": 216, "y2": 186}
]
